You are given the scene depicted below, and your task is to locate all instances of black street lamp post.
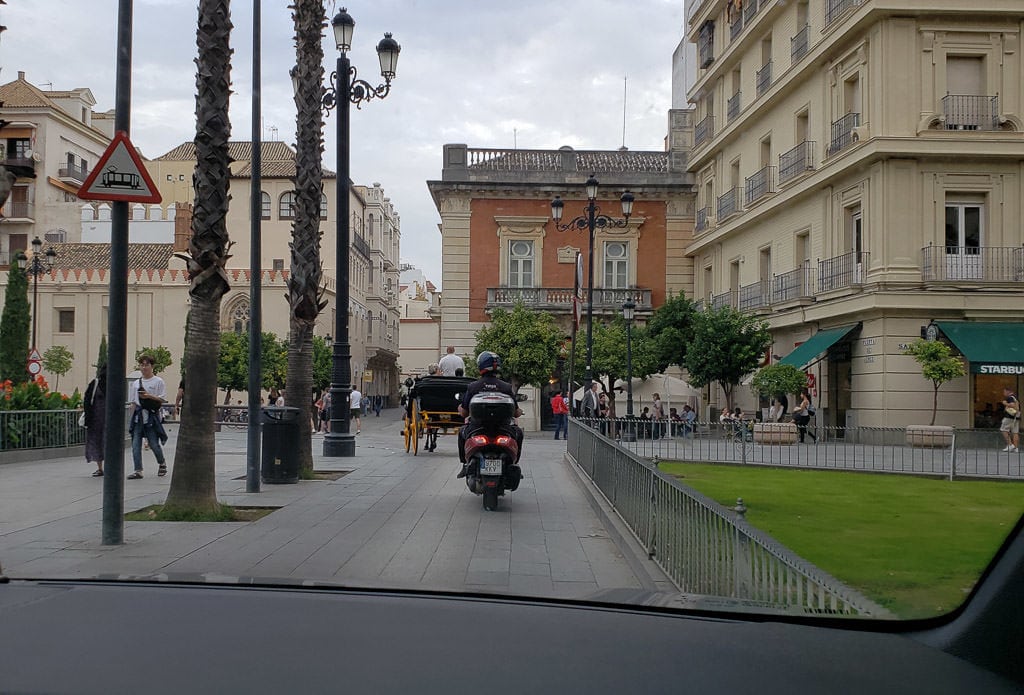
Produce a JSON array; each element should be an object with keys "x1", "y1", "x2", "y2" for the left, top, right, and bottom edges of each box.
[
  {"x1": 551, "y1": 177, "x2": 634, "y2": 393},
  {"x1": 621, "y1": 299, "x2": 636, "y2": 442},
  {"x1": 17, "y1": 236, "x2": 58, "y2": 355},
  {"x1": 320, "y1": 8, "x2": 400, "y2": 457}
]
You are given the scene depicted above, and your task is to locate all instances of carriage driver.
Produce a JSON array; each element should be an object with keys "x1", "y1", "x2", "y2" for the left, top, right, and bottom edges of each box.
[{"x1": 456, "y1": 351, "x2": 524, "y2": 477}]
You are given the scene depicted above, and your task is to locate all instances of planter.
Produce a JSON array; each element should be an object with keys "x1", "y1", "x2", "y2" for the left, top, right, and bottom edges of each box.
[
  {"x1": 753, "y1": 422, "x2": 798, "y2": 445},
  {"x1": 905, "y1": 425, "x2": 954, "y2": 448}
]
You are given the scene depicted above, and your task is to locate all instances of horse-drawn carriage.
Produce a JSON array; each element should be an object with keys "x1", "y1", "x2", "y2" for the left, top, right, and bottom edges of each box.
[{"x1": 402, "y1": 376, "x2": 475, "y2": 455}]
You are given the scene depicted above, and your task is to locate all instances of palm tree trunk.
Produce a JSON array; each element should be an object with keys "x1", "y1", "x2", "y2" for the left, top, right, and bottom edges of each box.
[
  {"x1": 288, "y1": 0, "x2": 328, "y2": 474},
  {"x1": 164, "y1": 0, "x2": 233, "y2": 515}
]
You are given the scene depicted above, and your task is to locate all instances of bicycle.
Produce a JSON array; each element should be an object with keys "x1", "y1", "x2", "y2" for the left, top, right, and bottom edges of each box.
[{"x1": 730, "y1": 418, "x2": 754, "y2": 461}]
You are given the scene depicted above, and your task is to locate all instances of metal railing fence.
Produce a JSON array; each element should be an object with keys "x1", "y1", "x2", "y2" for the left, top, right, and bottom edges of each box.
[
  {"x1": 568, "y1": 419, "x2": 888, "y2": 615},
  {"x1": 0, "y1": 409, "x2": 88, "y2": 451},
  {"x1": 577, "y1": 418, "x2": 1024, "y2": 480}
]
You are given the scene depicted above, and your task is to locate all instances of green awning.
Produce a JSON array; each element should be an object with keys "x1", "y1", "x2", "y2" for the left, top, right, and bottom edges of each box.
[
  {"x1": 935, "y1": 322, "x2": 1024, "y2": 374},
  {"x1": 779, "y1": 324, "x2": 860, "y2": 368}
]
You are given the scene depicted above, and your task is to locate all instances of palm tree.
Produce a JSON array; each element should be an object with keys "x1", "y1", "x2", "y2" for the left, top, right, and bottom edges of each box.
[
  {"x1": 287, "y1": 0, "x2": 328, "y2": 475},
  {"x1": 163, "y1": 0, "x2": 233, "y2": 515}
]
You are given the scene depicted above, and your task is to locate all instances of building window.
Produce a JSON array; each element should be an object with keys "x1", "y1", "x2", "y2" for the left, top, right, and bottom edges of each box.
[
  {"x1": 604, "y1": 241, "x2": 629, "y2": 289},
  {"x1": 273, "y1": 258, "x2": 285, "y2": 271},
  {"x1": 320, "y1": 193, "x2": 328, "y2": 220},
  {"x1": 57, "y1": 309, "x2": 75, "y2": 333},
  {"x1": 508, "y1": 240, "x2": 534, "y2": 288},
  {"x1": 279, "y1": 191, "x2": 296, "y2": 219},
  {"x1": 261, "y1": 192, "x2": 271, "y2": 220},
  {"x1": 944, "y1": 197, "x2": 984, "y2": 280}
]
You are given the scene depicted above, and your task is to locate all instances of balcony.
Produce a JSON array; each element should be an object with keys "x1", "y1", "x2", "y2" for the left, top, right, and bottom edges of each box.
[
  {"x1": 771, "y1": 263, "x2": 815, "y2": 304},
  {"x1": 0, "y1": 201, "x2": 35, "y2": 221},
  {"x1": 486, "y1": 287, "x2": 653, "y2": 314},
  {"x1": 716, "y1": 187, "x2": 743, "y2": 221},
  {"x1": 791, "y1": 25, "x2": 809, "y2": 63},
  {"x1": 921, "y1": 245, "x2": 1024, "y2": 283},
  {"x1": 818, "y1": 251, "x2": 868, "y2": 292},
  {"x1": 827, "y1": 112, "x2": 860, "y2": 156},
  {"x1": 942, "y1": 95, "x2": 999, "y2": 131},
  {"x1": 825, "y1": 0, "x2": 865, "y2": 26},
  {"x1": 698, "y1": 21, "x2": 716, "y2": 68},
  {"x1": 58, "y1": 162, "x2": 89, "y2": 184},
  {"x1": 727, "y1": 91, "x2": 741, "y2": 123},
  {"x1": 779, "y1": 141, "x2": 816, "y2": 184},
  {"x1": 352, "y1": 234, "x2": 371, "y2": 259},
  {"x1": 756, "y1": 61, "x2": 773, "y2": 98},
  {"x1": 738, "y1": 281, "x2": 769, "y2": 311},
  {"x1": 743, "y1": 0, "x2": 760, "y2": 24},
  {"x1": 744, "y1": 166, "x2": 776, "y2": 206},
  {"x1": 695, "y1": 115, "x2": 715, "y2": 149},
  {"x1": 711, "y1": 290, "x2": 735, "y2": 310},
  {"x1": 695, "y1": 206, "x2": 712, "y2": 233}
]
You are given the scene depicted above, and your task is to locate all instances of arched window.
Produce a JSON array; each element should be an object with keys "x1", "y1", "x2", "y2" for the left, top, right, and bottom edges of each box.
[
  {"x1": 261, "y1": 192, "x2": 271, "y2": 220},
  {"x1": 279, "y1": 191, "x2": 296, "y2": 219},
  {"x1": 223, "y1": 296, "x2": 250, "y2": 333},
  {"x1": 320, "y1": 193, "x2": 328, "y2": 220}
]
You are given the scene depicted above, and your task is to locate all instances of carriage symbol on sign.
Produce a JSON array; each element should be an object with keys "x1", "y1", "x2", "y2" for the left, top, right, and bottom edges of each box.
[{"x1": 77, "y1": 131, "x2": 161, "y2": 203}]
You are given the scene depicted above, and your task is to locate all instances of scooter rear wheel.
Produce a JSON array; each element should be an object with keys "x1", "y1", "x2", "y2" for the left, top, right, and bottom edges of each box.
[{"x1": 482, "y1": 487, "x2": 499, "y2": 512}]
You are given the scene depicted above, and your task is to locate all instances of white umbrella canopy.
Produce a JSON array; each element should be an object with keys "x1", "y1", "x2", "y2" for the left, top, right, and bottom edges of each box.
[{"x1": 612, "y1": 374, "x2": 700, "y2": 409}]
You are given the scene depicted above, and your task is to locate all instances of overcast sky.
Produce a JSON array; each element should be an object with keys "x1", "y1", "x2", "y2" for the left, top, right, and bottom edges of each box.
[{"x1": 2, "y1": 0, "x2": 683, "y2": 286}]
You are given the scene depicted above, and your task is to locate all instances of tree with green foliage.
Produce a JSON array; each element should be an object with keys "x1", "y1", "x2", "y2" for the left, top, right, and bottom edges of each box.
[
  {"x1": 0, "y1": 263, "x2": 31, "y2": 384},
  {"x1": 643, "y1": 290, "x2": 697, "y2": 372},
  {"x1": 750, "y1": 363, "x2": 808, "y2": 403},
  {"x1": 217, "y1": 331, "x2": 289, "y2": 402},
  {"x1": 42, "y1": 345, "x2": 74, "y2": 390},
  {"x1": 312, "y1": 335, "x2": 332, "y2": 393},
  {"x1": 474, "y1": 303, "x2": 563, "y2": 393},
  {"x1": 683, "y1": 306, "x2": 771, "y2": 410},
  {"x1": 571, "y1": 317, "x2": 660, "y2": 416},
  {"x1": 903, "y1": 338, "x2": 967, "y2": 426},
  {"x1": 134, "y1": 346, "x2": 173, "y2": 374}
]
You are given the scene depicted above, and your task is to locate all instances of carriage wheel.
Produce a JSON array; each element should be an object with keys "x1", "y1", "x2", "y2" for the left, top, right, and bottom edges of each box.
[
  {"x1": 411, "y1": 401, "x2": 420, "y2": 455},
  {"x1": 403, "y1": 416, "x2": 412, "y2": 452}
]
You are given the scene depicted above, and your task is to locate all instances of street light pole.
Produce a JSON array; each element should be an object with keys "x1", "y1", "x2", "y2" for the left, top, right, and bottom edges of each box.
[
  {"x1": 17, "y1": 236, "x2": 57, "y2": 355},
  {"x1": 551, "y1": 177, "x2": 634, "y2": 393},
  {"x1": 622, "y1": 300, "x2": 636, "y2": 443},
  {"x1": 320, "y1": 8, "x2": 400, "y2": 457}
]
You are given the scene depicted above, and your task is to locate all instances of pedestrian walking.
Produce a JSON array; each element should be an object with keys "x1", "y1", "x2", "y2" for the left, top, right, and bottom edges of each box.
[
  {"x1": 320, "y1": 390, "x2": 332, "y2": 433},
  {"x1": 551, "y1": 389, "x2": 569, "y2": 440},
  {"x1": 581, "y1": 382, "x2": 600, "y2": 420},
  {"x1": 83, "y1": 364, "x2": 107, "y2": 477},
  {"x1": 652, "y1": 393, "x2": 665, "y2": 439},
  {"x1": 1000, "y1": 386, "x2": 1020, "y2": 452},
  {"x1": 127, "y1": 354, "x2": 168, "y2": 479},
  {"x1": 794, "y1": 388, "x2": 817, "y2": 443},
  {"x1": 373, "y1": 394, "x2": 383, "y2": 417},
  {"x1": 350, "y1": 387, "x2": 363, "y2": 434}
]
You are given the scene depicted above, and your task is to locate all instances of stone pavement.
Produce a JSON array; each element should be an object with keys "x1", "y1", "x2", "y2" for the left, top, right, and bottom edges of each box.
[{"x1": 0, "y1": 408, "x2": 673, "y2": 600}]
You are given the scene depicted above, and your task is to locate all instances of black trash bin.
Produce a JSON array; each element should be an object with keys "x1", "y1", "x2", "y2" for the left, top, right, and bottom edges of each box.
[{"x1": 261, "y1": 406, "x2": 301, "y2": 484}]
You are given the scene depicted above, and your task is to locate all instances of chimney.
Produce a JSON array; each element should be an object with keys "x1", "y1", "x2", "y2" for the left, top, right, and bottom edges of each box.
[
  {"x1": 173, "y1": 202, "x2": 193, "y2": 252},
  {"x1": 18, "y1": 71, "x2": 25, "y2": 81}
]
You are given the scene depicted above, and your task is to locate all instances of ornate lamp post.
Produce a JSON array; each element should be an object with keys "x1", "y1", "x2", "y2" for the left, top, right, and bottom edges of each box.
[
  {"x1": 319, "y1": 8, "x2": 400, "y2": 457},
  {"x1": 551, "y1": 177, "x2": 634, "y2": 392},
  {"x1": 16, "y1": 236, "x2": 58, "y2": 354},
  {"x1": 621, "y1": 299, "x2": 636, "y2": 442}
]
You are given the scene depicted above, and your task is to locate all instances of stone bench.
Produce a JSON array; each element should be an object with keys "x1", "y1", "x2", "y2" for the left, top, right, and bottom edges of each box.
[
  {"x1": 905, "y1": 424, "x2": 954, "y2": 448},
  {"x1": 753, "y1": 422, "x2": 799, "y2": 445}
]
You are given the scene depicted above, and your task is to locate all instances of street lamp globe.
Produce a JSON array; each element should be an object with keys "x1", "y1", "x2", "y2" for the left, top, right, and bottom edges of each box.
[
  {"x1": 332, "y1": 8, "x2": 355, "y2": 51},
  {"x1": 31, "y1": 236, "x2": 43, "y2": 255},
  {"x1": 585, "y1": 175, "x2": 599, "y2": 200},
  {"x1": 550, "y1": 196, "x2": 564, "y2": 222},
  {"x1": 622, "y1": 300, "x2": 636, "y2": 322},
  {"x1": 376, "y1": 33, "x2": 401, "y2": 80},
  {"x1": 15, "y1": 251, "x2": 27, "y2": 270},
  {"x1": 45, "y1": 246, "x2": 57, "y2": 269},
  {"x1": 620, "y1": 191, "x2": 635, "y2": 217}
]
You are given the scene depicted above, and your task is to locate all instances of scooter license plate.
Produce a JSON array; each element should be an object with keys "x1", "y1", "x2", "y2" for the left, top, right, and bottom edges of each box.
[{"x1": 479, "y1": 458, "x2": 503, "y2": 476}]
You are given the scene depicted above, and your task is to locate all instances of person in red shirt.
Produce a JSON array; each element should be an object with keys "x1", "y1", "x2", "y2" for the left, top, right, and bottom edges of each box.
[{"x1": 551, "y1": 390, "x2": 569, "y2": 440}]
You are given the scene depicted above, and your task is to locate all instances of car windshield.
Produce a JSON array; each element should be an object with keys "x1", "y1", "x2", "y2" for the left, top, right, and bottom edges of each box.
[{"x1": 1, "y1": 0, "x2": 1022, "y2": 631}]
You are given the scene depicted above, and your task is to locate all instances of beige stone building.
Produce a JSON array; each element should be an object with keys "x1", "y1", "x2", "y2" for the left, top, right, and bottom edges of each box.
[
  {"x1": 398, "y1": 264, "x2": 441, "y2": 379},
  {"x1": 681, "y1": 0, "x2": 1024, "y2": 428}
]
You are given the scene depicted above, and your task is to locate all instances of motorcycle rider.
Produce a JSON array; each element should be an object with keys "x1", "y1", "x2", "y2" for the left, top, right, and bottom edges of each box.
[{"x1": 457, "y1": 351, "x2": 523, "y2": 478}]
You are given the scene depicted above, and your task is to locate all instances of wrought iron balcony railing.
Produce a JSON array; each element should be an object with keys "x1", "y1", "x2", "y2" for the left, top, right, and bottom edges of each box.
[
  {"x1": 730, "y1": 14, "x2": 744, "y2": 42},
  {"x1": 711, "y1": 289, "x2": 735, "y2": 310},
  {"x1": 827, "y1": 112, "x2": 860, "y2": 156},
  {"x1": 818, "y1": 251, "x2": 868, "y2": 292},
  {"x1": 779, "y1": 140, "x2": 816, "y2": 184},
  {"x1": 727, "y1": 91, "x2": 741, "y2": 123},
  {"x1": 825, "y1": 0, "x2": 865, "y2": 26},
  {"x1": 743, "y1": 0, "x2": 759, "y2": 25},
  {"x1": 756, "y1": 61, "x2": 773, "y2": 98},
  {"x1": 695, "y1": 206, "x2": 711, "y2": 233},
  {"x1": 698, "y1": 22, "x2": 716, "y2": 69},
  {"x1": 791, "y1": 25, "x2": 809, "y2": 63},
  {"x1": 695, "y1": 115, "x2": 715, "y2": 148},
  {"x1": 738, "y1": 281, "x2": 769, "y2": 311},
  {"x1": 486, "y1": 287, "x2": 653, "y2": 312},
  {"x1": 745, "y1": 166, "x2": 776, "y2": 206},
  {"x1": 921, "y1": 245, "x2": 1024, "y2": 283},
  {"x1": 716, "y1": 186, "x2": 743, "y2": 221},
  {"x1": 0, "y1": 201, "x2": 34, "y2": 220},
  {"x1": 771, "y1": 263, "x2": 815, "y2": 304},
  {"x1": 942, "y1": 94, "x2": 999, "y2": 131}
]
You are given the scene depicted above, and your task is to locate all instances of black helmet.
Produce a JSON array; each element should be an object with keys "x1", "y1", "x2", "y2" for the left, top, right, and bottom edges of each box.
[{"x1": 477, "y1": 351, "x2": 500, "y2": 375}]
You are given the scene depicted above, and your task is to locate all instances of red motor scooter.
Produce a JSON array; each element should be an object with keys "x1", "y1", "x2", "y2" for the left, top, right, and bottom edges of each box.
[{"x1": 463, "y1": 392, "x2": 523, "y2": 511}]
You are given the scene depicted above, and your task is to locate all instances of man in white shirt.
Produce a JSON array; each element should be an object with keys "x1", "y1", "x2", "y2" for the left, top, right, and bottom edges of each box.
[
  {"x1": 127, "y1": 354, "x2": 168, "y2": 479},
  {"x1": 350, "y1": 387, "x2": 363, "y2": 435},
  {"x1": 438, "y1": 346, "x2": 465, "y2": 377}
]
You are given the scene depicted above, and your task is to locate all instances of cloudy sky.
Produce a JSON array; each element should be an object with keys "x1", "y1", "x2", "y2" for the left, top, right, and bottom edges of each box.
[{"x1": 2, "y1": 0, "x2": 684, "y2": 286}]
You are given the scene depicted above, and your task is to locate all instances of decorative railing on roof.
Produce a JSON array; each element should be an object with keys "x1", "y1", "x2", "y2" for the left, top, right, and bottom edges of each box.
[{"x1": 465, "y1": 148, "x2": 669, "y2": 174}]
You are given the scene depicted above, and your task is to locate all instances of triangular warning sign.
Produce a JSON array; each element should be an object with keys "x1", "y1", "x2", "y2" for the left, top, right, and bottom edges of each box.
[
  {"x1": 77, "y1": 131, "x2": 162, "y2": 203},
  {"x1": 27, "y1": 348, "x2": 42, "y2": 362}
]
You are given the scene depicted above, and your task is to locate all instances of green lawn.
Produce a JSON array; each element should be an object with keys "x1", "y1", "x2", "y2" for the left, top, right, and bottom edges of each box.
[{"x1": 658, "y1": 462, "x2": 1024, "y2": 618}]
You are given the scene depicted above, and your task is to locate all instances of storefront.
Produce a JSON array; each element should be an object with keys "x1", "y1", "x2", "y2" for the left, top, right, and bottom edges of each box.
[
  {"x1": 778, "y1": 324, "x2": 860, "y2": 429},
  {"x1": 934, "y1": 322, "x2": 1024, "y2": 429}
]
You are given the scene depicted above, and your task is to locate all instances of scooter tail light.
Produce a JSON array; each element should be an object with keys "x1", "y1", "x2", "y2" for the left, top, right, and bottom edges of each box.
[
  {"x1": 470, "y1": 435, "x2": 490, "y2": 447},
  {"x1": 495, "y1": 435, "x2": 513, "y2": 447}
]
